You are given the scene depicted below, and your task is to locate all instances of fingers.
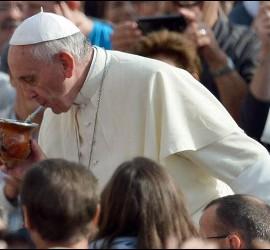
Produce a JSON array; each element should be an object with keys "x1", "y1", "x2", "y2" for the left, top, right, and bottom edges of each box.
[
  {"x1": 57, "y1": 1, "x2": 73, "y2": 19},
  {"x1": 255, "y1": 6, "x2": 270, "y2": 45},
  {"x1": 65, "y1": 1, "x2": 81, "y2": 11},
  {"x1": 197, "y1": 35, "x2": 211, "y2": 48},
  {"x1": 111, "y1": 21, "x2": 142, "y2": 51},
  {"x1": 113, "y1": 21, "x2": 142, "y2": 38},
  {"x1": 0, "y1": 140, "x2": 44, "y2": 183},
  {"x1": 178, "y1": 8, "x2": 198, "y2": 23},
  {"x1": 6, "y1": 166, "x2": 25, "y2": 180},
  {"x1": 54, "y1": 4, "x2": 63, "y2": 16},
  {"x1": 183, "y1": 22, "x2": 212, "y2": 48},
  {"x1": 29, "y1": 139, "x2": 46, "y2": 162},
  {"x1": 177, "y1": 7, "x2": 212, "y2": 49}
]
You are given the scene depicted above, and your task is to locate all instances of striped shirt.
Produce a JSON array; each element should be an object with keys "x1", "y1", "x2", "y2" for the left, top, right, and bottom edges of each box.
[{"x1": 201, "y1": 14, "x2": 260, "y2": 99}]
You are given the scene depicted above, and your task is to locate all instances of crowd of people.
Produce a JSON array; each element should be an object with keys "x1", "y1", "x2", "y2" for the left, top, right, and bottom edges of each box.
[{"x1": 0, "y1": 1, "x2": 270, "y2": 249}]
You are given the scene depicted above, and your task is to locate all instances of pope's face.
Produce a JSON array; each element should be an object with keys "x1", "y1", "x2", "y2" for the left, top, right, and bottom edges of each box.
[{"x1": 8, "y1": 46, "x2": 75, "y2": 114}]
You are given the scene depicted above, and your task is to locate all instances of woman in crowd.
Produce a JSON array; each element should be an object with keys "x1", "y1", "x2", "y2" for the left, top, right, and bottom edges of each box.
[
  {"x1": 132, "y1": 30, "x2": 201, "y2": 80},
  {"x1": 91, "y1": 157, "x2": 198, "y2": 249}
]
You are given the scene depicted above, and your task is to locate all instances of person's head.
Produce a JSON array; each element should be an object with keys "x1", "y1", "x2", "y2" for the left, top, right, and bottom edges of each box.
[
  {"x1": 169, "y1": 1, "x2": 220, "y2": 28},
  {"x1": 0, "y1": 1, "x2": 26, "y2": 51},
  {"x1": 96, "y1": 157, "x2": 198, "y2": 249},
  {"x1": 133, "y1": 30, "x2": 201, "y2": 79},
  {"x1": 199, "y1": 194, "x2": 270, "y2": 249},
  {"x1": 8, "y1": 29, "x2": 92, "y2": 114},
  {"x1": 21, "y1": 159, "x2": 99, "y2": 249},
  {"x1": 131, "y1": 1, "x2": 165, "y2": 17},
  {"x1": 104, "y1": 1, "x2": 137, "y2": 24}
]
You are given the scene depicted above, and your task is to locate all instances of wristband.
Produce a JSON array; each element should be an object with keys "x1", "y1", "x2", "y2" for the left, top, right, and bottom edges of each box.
[{"x1": 210, "y1": 57, "x2": 235, "y2": 78}]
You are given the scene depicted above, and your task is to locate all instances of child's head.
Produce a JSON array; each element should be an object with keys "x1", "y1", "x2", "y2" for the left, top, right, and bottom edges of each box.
[
  {"x1": 21, "y1": 159, "x2": 99, "y2": 248},
  {"x1": 96, "y1": 157, "x2": 198, "y2": 249}
]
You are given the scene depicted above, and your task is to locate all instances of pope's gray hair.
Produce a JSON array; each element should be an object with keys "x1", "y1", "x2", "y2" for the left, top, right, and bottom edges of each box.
[{"x1": 28, "y1": 32, "x2": 91, "y2": 63}]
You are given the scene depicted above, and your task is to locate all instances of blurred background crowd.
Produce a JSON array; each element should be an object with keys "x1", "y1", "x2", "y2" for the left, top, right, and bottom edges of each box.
[{"x1": 1, "y1": 1, "x2": 270, "y2": 249}]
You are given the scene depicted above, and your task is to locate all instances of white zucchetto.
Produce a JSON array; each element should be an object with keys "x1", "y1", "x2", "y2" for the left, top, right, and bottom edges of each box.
[{"x1": 9, "y1": 10, "x2": 80, "y2": 46}]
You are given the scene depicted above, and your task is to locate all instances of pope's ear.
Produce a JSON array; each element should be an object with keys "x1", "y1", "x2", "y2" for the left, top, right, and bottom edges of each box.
[{"x1": 55, "y1": 52, "x2": 74, "y2": 78}]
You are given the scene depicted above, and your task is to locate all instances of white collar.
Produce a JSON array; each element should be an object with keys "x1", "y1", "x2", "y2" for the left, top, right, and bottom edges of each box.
[{"x1": 74, "y1": 46, "x2": 107, "y2": 107}]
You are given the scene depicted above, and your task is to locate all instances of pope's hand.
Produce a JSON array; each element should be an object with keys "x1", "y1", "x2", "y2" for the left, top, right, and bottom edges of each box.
[
  {"x1": 111, "y1": 21, "x2": 143, "y2": 52},
  {"x1": 0, "y1": 140, "x2": 46, "y2": 202}
]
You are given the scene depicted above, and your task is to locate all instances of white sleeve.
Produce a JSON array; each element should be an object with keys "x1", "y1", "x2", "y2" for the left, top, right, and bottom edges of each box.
[
  {"x1": 180, "y1": 131, "x2": 270, "y2": 203},
  {"x1": 261, "y1": 108, "x2": 270, "y2": 144}
]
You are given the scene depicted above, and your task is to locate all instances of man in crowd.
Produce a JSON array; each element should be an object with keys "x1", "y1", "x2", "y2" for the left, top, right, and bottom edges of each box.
[
  {"x1": 0, "y1": 1, "x2": 25, "y2": 54},
  {"x1": 112, "y1": 1, "x2": 260, "y2": 123},
  {"x1": 241, "y1": 2, "x2": 270, "y2": 151},
  {"x1": 1, "y1": 11, "x2": 270, "y2": 225},
  {"x1": 21, "y1": 159, "x2": 99, "y2": 249},
  {"x1": 200, "y1": 194, "x2": 270, "y2": 249},
  {"x1": 0, "y1": 72, "x2": 15, "y2": 118}
]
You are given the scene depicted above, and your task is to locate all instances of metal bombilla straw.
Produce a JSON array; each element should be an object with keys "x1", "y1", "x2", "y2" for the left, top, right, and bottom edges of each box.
[{"x1": 24, "y1": 106, "x2": 45, "y2": 124}]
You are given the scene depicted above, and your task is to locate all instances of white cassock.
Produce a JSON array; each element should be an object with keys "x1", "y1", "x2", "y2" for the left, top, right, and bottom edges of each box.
[{"x1": 38, "y1": 47, "x2": 270, "y2": 221}]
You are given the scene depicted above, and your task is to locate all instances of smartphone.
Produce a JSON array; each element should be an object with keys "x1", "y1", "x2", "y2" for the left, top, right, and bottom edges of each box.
[{"x1": 137, "y1": 15, "x2": 188, "y2": 35}]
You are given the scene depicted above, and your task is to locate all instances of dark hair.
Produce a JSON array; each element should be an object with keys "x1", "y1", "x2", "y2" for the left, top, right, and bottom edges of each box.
[
  {"x1": 95, "y1": 157, "x2": 198, "y2": 249},
  {"x1": 205, "y1": 194, "x2": 270, "y2": 248},
  {"x1": 21, "y1": 159, "x2": 99, "y2": 245},
  {"x1": 133, "y1": 30, "x2": 201, "y2": 76}
]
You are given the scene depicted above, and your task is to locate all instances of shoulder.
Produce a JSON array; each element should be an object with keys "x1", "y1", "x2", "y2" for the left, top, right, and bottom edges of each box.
[
  {"x1": 230, "y1": 22, "x2": 257, "y2": 41},
  {"x1": 229, "y1": 2, "x2": 253, "y2": 26},
  {"x1": 106, "y1": 50, "x2": 197, "y2": 92},
  {"x1": 217, "y1": 15, "x2": 259, "y2": 54},
  {"x1": 107, "y1": 50, "x2": 187, "y2": 76},
  {"x1": 93, "y1": 18, "x2": 113, "y2": 30},
  {"x1": 91, "y1": 18, "x2": 113, "y2": 36},
  {"x1": 226, "y1": 21, "x2": 259, "y2": 53},
  {"x1": 106, "y1": 49, "x2": 201, "y2": 91}
]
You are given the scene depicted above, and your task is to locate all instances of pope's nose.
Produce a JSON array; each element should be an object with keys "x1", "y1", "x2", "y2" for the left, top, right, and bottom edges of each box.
[{"x1": 23, "y1": 86, "x2": 38, "y2": 101}]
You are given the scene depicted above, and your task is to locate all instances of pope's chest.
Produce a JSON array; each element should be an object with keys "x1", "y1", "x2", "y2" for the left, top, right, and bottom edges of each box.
[{"x1": 59, "y1": 104, "x2": 144, "y2": 186}]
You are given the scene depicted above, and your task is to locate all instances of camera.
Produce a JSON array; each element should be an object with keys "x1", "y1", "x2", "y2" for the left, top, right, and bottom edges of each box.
[{"x1": 137, "y1": 15, "x2": 188, "y2": 35}]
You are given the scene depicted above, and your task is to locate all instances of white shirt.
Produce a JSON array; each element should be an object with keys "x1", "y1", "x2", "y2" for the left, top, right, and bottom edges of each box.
[
  {"x1": 37, "y1": 47, "x2": 270, "y2": 219},
  {"x1": 0, "y1": 72, "x2": 15, "y2": 118}
]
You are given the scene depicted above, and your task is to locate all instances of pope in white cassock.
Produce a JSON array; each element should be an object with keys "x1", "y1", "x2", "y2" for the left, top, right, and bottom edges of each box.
[{"x1": 2, "y1": 11, "x2": 270, "y2": 222}]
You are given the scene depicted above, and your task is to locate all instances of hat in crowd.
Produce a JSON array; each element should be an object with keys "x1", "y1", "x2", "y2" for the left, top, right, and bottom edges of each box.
[{"x1": 9, "y1": 9, "x2": 80, "y2": 46}]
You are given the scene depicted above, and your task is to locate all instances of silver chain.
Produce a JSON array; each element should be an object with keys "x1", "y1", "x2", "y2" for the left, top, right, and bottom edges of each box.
[{"x1": 87, "y1": 49, "x2": 108, "y2": 169}]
